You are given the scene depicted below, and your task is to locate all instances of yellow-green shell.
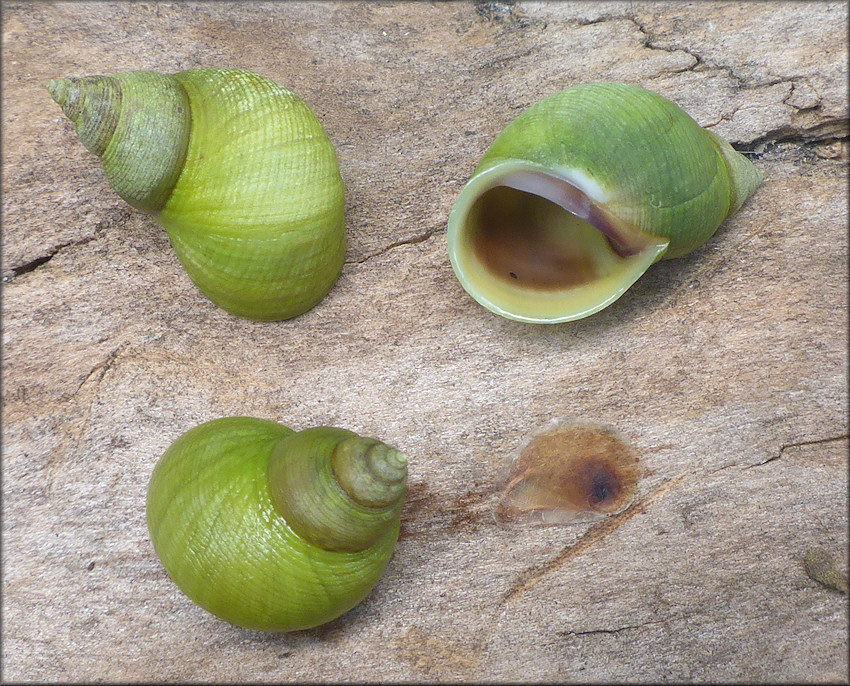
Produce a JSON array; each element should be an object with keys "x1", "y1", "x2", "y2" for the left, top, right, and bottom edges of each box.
[
  {"x1": 447, "y1": 82, "x2": 763, "y2": 323},
  {"x1": 48, "y1": 68, "x2": 345, "y2": 321},
  {"x1": 146, "y1": 418, "x2": 406, "y2": 632}
]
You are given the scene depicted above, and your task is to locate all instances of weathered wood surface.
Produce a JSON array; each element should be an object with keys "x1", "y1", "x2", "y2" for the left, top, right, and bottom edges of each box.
[{"x1": 2, "y1": 1, "x2": 848, "y2": 682}]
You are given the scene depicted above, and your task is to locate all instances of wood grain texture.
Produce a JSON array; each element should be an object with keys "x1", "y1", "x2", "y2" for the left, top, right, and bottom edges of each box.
[{"x1": 2, "y1": 1, "x2": 847, "y2": 682}]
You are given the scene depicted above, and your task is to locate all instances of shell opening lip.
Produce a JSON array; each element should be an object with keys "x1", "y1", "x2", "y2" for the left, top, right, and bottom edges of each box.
[
  {"x1": 493, "y1": 168, "x2": 648, "y2": 259},
  {"x1": 447, "y1": 161, "x2": 669, "y2": 324}
]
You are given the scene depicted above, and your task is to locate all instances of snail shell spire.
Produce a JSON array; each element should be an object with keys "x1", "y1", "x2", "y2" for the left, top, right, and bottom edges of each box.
[
  {"x1": 267, "y1": 427, "x2": 408, "y2": 553},
  {"x1": 705, "y1": 129, "x2": 763, "y2": 216},
  {"x1": 48, "y1": 71, "x2": 190, "y2": 213}
]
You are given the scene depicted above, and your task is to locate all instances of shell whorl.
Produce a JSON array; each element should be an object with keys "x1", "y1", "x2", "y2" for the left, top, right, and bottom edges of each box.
[
  {"x1": 267, "y1": 427, "x2": 408, "y2": 553},
  {"x1": 48, "y1": 71, "x2": 190, "y2": 213},
  {"x1": 48, "y1": 67, "x2": 347, "y2": 321},
  {"x1": 147, "y1": 418, "x2": 408, "y2": 632},
  {"x1": 447, "y1": 82, "x2": 763, "y2": 323},
  {"x1": 704, "y1": 128, "x2": 763, "y2": 217}
]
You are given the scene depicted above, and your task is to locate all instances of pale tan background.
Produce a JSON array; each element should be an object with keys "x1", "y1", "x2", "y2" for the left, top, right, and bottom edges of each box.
[{"x1": 2, "y1": 1, "x2": 848, "y2": 682}]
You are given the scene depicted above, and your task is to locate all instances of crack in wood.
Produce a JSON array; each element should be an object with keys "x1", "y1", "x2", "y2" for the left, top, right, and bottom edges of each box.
[
  {"x1": 45, "y1": 341, "x2": 133, "y2": 493},
  {"x1": 626, "y1": 14, "x2": 847, "y2": 145},
  {"x1": 10, "y1": 253, "x2": 55, "y2": 277},
  {"x1": 74, "y1": 342, "x2": 131, "y2": 395},
  {"x1": 558, "y1": 616, "x2": 672, "y2": 638},
  {"x1": 6, "y1": 208, "x2": 132, "y2": 282},
  {"x1": 345, "y1": 226, "x2": 443, "y2": 265},
  {"x1": 8, "y1": 237, "x2": 96, "y2": 280},
  {"x1": 500, "y1": 472, "x2": 690, "y2": 604},
  {"x1": 744, "y1": 435, "x2": 849, "y2": 469},
  {"x1": 737, "y1": 122, "x2": 850, "y2": 152},
  {"x1": 782, "y1": 79, "x2": 823, "y2": 111}
]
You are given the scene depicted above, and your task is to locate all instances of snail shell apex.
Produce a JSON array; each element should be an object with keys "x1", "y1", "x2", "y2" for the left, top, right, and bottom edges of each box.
[
  {"x1": 267, "y1": 427, "x2": 408, "y2": 553},
  {"x1": 48, "y1": 68, "x2": 345, "y2": 321},
  {"x1": 146, "y1": 417, "x2": 407, "y2": 632},
  {"x1": 447, "y1": 82, "x2": 763, "y2": 323},
  {"x1": 47, "y1": 72, "x2": 191, "y2": 213}
]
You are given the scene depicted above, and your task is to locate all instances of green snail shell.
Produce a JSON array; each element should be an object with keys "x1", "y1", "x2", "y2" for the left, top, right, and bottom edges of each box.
[
  {"x1": 47, "y1": 68, "x2": 345, "y2": 321},
  {"x1": 447, "y1": 82, "x2": 763, "y2": 323},
  {"x1": 146, "y1": 417, "x2": 408, "y2": 632}
]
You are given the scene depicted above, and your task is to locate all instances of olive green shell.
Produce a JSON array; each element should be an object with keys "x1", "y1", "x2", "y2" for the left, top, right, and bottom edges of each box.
[
  {"x1": 146, "y1": 417, "x2": 407, "y2": 632},
  {"x1": 48, "y1": 68, "x2": 345, "y2": 321},
  {"x1": 447, "y1": 82, "x2": 763, "y2": 323}
]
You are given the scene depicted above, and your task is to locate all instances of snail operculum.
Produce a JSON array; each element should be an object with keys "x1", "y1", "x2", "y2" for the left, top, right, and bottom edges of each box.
[{"x1": 496, "y1": 419, "x2": 643, "y2": 525}]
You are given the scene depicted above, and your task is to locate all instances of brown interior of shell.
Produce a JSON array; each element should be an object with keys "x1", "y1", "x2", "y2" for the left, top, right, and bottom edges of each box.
[
  {"x1": 449, "y1": 167, "x2": 671, "y2": 322},
  {"x1": 465, "y1": 169, "x2": 663, "y2": 291},
  {"x1": 469, "y1": 186, "x2": 606, "y2": 290}
]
